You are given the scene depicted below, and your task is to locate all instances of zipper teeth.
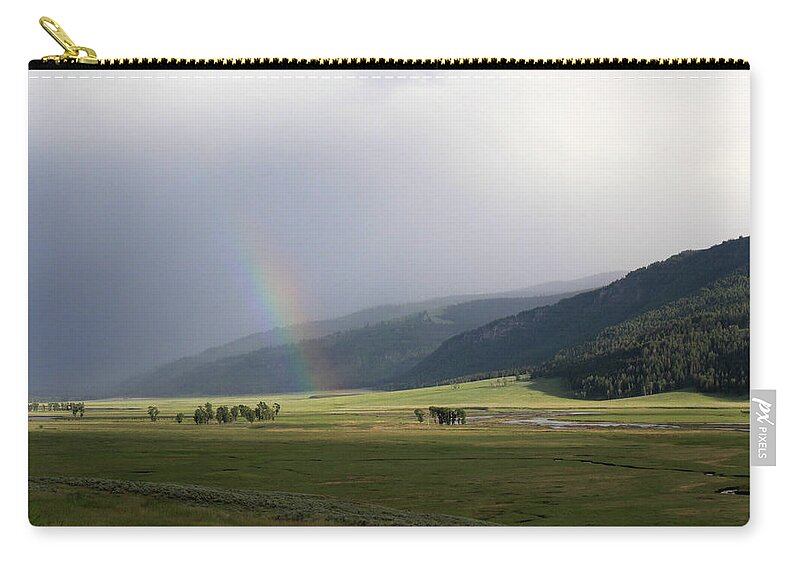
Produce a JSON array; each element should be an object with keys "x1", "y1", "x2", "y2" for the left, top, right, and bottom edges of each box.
[
  {"x1": 31, "y1": 57, "x2": 750, "y2": 69},
  {"x1": 104, "y1": 57, "x2": 749, "y2": 68}
]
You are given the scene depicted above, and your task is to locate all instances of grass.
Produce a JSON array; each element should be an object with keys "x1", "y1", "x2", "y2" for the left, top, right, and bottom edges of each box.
[
  {"x1": 29, "y1": 481, "x2": 316, "y2": 526},
  {"x1": 32, "y1": 377, "x2": 749, "y2": 421},
  {"x1": 28, "y1": 378, "x2": 749, "y2": 526},
  {"x1": 29, "y1": 477, "x2": 489, "y2": 526}
]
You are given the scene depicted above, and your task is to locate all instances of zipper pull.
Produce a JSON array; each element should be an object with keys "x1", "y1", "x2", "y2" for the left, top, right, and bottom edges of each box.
[{"x1": 39, "y1": 16, "x2": 98, "y2": 64}]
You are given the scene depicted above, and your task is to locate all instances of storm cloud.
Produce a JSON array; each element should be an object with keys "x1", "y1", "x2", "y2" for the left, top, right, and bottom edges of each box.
[{"x1": 28, "y1": 69, "x2": 749, "y2": 395}]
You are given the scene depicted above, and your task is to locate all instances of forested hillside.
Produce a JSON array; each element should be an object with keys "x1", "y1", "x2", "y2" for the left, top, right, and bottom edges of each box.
[
  {"x1": 396, "y1": 238, "x2": 749, "y2": 388},
  {"x1": 536, "y1": 271, "x2": 749, "y2": 398}
]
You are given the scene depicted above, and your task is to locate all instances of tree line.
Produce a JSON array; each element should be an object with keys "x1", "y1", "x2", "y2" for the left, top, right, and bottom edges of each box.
[
  {"x1": 386, "y1": 368, "x2": 532, "y2": 391},
  {"x1": 142, "y1": 401, "x2": 281, "y2": 423},
  {"x1": 28, "y1": 401, "x2": 85, "y2": 417},
  {"x1": 189, "y1": 401, "x2": 281, "y2": 424}
]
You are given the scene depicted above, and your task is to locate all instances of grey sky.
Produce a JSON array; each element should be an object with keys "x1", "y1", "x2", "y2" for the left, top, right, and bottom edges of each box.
[{"x1": 28, "y1": 70, "x2": 749, "y2": 394}]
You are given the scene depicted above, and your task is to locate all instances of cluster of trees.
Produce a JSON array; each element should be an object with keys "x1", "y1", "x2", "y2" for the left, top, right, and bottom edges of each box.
[
  {"x1": 190, "y1": 401, "x2": 281, "y2": 424},
  {"x1": 193, "y1": 402, "x2": 215, "y2": 424},
  {"x1": 491, "y1": 376, "x2": 517, "y2": 388},
  {"x1": 28, "y1": 401, "x2": 85, "y2": 416},
  {"x1": 426, "y1": 406, "x2": 467, "y2": 425},
  {"x1": 536, "y1": 273, "x2": 750, "y2": 399}
]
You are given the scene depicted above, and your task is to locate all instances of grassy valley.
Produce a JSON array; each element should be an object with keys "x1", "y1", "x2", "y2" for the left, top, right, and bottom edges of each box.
[{"x1": 29, "y1": 377, "x2": 748, "y2": 526}]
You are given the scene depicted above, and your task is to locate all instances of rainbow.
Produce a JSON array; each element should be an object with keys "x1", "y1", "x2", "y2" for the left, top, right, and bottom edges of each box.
[{"x1": 223, "y1": 213, "x2": 334, "y2": 393}]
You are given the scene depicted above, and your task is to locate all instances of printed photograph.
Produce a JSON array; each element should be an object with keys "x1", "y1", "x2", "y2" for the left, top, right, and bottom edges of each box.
[{"x1": 28, "y1": 69, "x2": 750, "y2": 526}]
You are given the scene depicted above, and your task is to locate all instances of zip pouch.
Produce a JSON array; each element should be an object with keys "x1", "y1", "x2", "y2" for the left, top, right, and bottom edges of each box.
[{"x1": 28, "y1": 17, "x2": 751, "y2": 527}]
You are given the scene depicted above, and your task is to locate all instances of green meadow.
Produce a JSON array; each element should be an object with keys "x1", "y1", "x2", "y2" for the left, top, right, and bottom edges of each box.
[{"x1": 28, "y1": 378, "x2": 750, "y2": 526}]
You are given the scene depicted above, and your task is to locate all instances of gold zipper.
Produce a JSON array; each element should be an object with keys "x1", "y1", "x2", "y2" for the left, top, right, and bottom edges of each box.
[
  {"x1": 34, "y1": 16, "x2": 749, "y2": 70},
  {"x1": 39, "y1": 17, "x2": 98, "y2": 65}
]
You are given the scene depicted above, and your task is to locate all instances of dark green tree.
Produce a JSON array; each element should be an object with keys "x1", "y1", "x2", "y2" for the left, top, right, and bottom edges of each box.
[
  {"x1": 193, "y1": 407, "x2": 207, "y2": 424},
  {"x1": 241, "y1": 406, "x2": 256, "y2": 423},
  {"x1": 256, "y1": 401, "x2": 274, "y2": 421},
  {"x1": 215, "y1": 406, "x2": 232, "y2": 424},
  {"x1": 147, "y1": 406, "x2": 160, "y2": 422}
]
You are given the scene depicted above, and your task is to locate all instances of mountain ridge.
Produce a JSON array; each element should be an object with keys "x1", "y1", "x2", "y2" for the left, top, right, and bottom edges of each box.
[
  {"x1": 108, "y1": 272, "x2": 623, "y2": 398},
  {"x1": 122, "y1": 291, "x2": 590, "y2": 397},
  {"x1": 394, "y1": 237, "x2": 749, "y2": 388}
]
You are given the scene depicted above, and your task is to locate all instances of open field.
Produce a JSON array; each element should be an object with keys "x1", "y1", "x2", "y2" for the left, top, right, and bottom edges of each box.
[
  {"x1": 29, "y1": 378, "x2": 749, "y2": 526},
  {"x1": 31, "y1": 377, "x2": 750, "y2": 420}
]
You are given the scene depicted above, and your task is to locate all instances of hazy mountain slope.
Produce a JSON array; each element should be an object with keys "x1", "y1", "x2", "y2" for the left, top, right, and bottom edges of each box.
[
  {"x1": 194, "y1": 271, "x2": 627, "y2": 358},
  {"x1": 124, "y1": 292, "x2": 579, "y2": 397},
  {"x1": 396, "y1": 237, "x2": 749, "y2": 387},
  {"x1": 121, "y1": 295, "x2": 487, "y2": 398},
  {"x1": 537, "y1": 270, "x2": 749, "y2": 398},
  {"x1": 502, "y1": 271, "x2": 627, "y2": 297},
  {"x1": 121, "y1": 272, "x2": 622, "y2": 398}
]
